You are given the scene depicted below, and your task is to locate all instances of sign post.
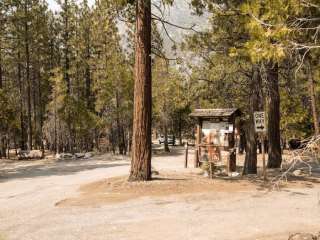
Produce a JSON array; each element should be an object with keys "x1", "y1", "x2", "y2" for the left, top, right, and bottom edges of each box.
[
  {"x1": 184, "y1": 142, "x2": 188, "y2": 168},
  {"x1": 254, "y1": 112, "x2": 267, "y2": 181}
]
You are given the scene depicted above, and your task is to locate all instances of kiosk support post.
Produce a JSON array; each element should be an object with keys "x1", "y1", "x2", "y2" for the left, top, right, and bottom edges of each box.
[
  {"x1": 261, "y1": 133, "x2": 267, "y2": 181},
  {"x1": 194, "y1": 124, "x2": 201, "y2": 168},
  {"x1": 227, "y1": 122, "x2": 236, "y2": 173},
  {"x1": 185, "y1": 142, "x2": 188, "y2": 168}
]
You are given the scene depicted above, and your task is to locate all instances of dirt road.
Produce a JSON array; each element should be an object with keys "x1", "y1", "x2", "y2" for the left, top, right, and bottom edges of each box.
[{"x1": 0, "y1": 147, "x2": 319, "y2": 240}]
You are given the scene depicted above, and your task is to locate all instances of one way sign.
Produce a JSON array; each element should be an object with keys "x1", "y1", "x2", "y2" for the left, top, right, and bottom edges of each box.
[{"x1": 254, "y1": 112, "x2": 266, "y2": 133}]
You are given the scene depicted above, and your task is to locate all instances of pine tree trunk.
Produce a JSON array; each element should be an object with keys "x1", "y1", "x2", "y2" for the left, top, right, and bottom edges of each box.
[
  {"x1": 0, "y1": 43, "x2": 2, "y2": 89},
  {"x1": 116, "y1": 91, "x2": 125, "y2": 155},
  {"x1": 85, "y1": 27, "x2": 92, "y2": 110},
  {"x1": 164, "y1": 120, "x2": 170, "y2": 152},
  {"x1": 63, "y1": 0, "x2": 72, "y2": 152},
  {"x1": 238, "y1": 132, "x2": 245, "y2": 154},
  {"x1": 18, "y1": 51, "x2": 26, "y2": 150},
  {"x1": 308, "y1": 60, "x2": 319, "y2": 135},
  {"x1": 25, "y1": 1, "x2": 32, "y2": 150},
  {"x1": 163, "y1": 97, "x2": 170, "y2": 152},
  {"x1": 54, "y1": 91, "x2": 57, "y2": 153},
  {"x1": 7, "y1": 136, "x2": 10, "y2": 159},
  {"x1": 178, "y1": 111, "x2": 183, "y2": 145},
  {"x1": 122, "y1": 127, "x2": 127, "y2": 155},
  {"x1": 129, "y1": 0, "x2": 152, "y2": 181},
  {"x1": 266, "y1": 62, "x2": 282, "y2": 168},
  {"x1": 64, "y1": 3, "x2": 71, "y2": 95},
  {"x1": 243, "y1": 65, "x2": 260, "y2": 175},
  {"x1": 243, "y1": 100, "x2": 257, "y2": 175},
  {"x1": 1, "y1": 137, "x2": 6, "y2": 158},
  {"x1": 32, "y1": 68, "x2": 38, "y2": 148},
  {"x1": 0, "y1": 47, "x2": 2, "y2": 158},
  {"x1": 126, "y1": 130, "x2": 129, "y2": 155},
  {"x1": 37, "y1": 67, "x2": 44, "y2": 154}
]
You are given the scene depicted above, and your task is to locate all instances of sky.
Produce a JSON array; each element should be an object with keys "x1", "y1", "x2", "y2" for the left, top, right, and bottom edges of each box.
[
  {"x1": 46, "y1": 0, "x2": 208, "y2": 54},
  {"x1": 47, "y1": 0, "x2": 95, "y2": 11},
  {"x1": 47, "y1": 0, "x2": 60, "y2": 11},
  {"x1": 46, "y1": 0, "x2": 207, "y2": 32}
]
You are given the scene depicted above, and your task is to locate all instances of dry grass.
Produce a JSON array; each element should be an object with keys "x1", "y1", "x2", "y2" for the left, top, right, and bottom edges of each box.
[
  {"x1": 55, "y1": 168, "x2": 320, "y2": 208},
  {"x1": 55, "y1": 171, "x2": 256, "y2": 207}
]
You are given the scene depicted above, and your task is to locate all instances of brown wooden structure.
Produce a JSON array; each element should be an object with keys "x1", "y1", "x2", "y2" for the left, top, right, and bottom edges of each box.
[{"x1": 190, "y1": 108, "x2": 241, "y2": 173}]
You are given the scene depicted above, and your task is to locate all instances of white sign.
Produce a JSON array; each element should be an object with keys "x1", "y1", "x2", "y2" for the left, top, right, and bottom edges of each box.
[
  {"x1": 254, "y1": 112, "x2": 266, "y2": 132},
  {"x1": 202, "y1": 121, "x2": 232, "y2": 147},
  {"x1": 202, "y1": 121, "x2": 233, "y2": 133}
]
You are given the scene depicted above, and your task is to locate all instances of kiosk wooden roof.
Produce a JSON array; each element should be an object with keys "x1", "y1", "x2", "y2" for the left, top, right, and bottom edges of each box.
[{"x1": 190, "y1": 108, "x2": 241, "y2": 121}]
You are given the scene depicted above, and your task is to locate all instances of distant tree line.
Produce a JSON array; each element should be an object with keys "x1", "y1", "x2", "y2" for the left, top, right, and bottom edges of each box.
[{"x1": 0, "y1": 0, "x2": 136, "y2": 157}]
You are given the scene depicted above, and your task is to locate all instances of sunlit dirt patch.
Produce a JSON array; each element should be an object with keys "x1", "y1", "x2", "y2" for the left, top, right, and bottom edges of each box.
[
  {"x1": 55, "y1": 172, "x2": 259, "y2": 207},
  {"x1": 55, "y1": 168, "x2": 320, "y2": 208}
]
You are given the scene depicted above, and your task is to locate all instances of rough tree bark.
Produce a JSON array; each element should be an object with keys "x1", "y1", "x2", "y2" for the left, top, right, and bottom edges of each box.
[
  {"x1": 63, "y1": 0, "x2": 72, "y2": 153},
  {"x1": 266, "y1": 62, "x2": 282, "y2": 168},
  {"x1": 37, "y1": 65, "x2": 44, "y2": 155},
  {"x1": 308, "y1": 60, "x2": 319, "y2": 135},
  {"x1": 116, "y1": 90, "x2": 126, "y2": 155},
  {"x1": 0, "y1": 137, "x2": 6, "y2": 159},
  {"x1": 32, "y1": 66, "x2": 38, "y2": 148},
  {"x1": 243, "y1": 65, "x2": 261, "y2": 175},
  {"x1": 64, "y1": 3, "x2": 70, "y2": 96},
  {"x1": 0, "y1": 44, "x2": 3, "y2": 158},
  {"x1": 85, "y1": 28, "x2": 92, "y2": 111},
  {"x1": 0, "y1": 41, "x2": 2, "y2": 89},
  {"x1": 237, "y1": 119, "x2": 245, "y2": 154},
  {"x1": 129, "y1": 0, "x2": 152, "y2": 181},
  {"x1": 18, "y1": 51, "x2": 26, "y2": 150},
  {"x1": 178, "y1": 111, "x2": 183, "y2": 145},
  {"x1": 163, "y1": 95, "x2": 170, "y2": 152},
  {"x1": 24, "y1": 1, "x2": 33, "y2": 150},
  {"x1": 163, "y1": 119, "x2": 170, "y2": 152}
]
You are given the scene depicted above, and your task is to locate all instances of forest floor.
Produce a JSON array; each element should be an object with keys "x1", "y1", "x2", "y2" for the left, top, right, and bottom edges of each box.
[{"x1": 0, "y1": 145, "x2": 320, "y2": 240}]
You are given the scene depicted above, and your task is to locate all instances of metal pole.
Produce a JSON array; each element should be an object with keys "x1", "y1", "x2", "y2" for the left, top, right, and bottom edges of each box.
[
  {"x1": 261, "y1": 133, "x2": 267, "y2": 181},
  {"x1": 184, "y1": 142, "x2": 188, "y2": 168}
]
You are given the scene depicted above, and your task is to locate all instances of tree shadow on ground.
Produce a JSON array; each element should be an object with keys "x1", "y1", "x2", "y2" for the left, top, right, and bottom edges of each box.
[
  {"x1": 152, "y1": 177, "x2": 189, "y2": 181},
  {"x1": 152, "y1": 145, "x2": 188, "y2": 157},
  {"x1": 152, "y1": 149, "x2": 186, "y2": 157},
  {"x1": 243, "y1": 167, "x2": 320, "y2": 193},
  {"x1": 205, "y1": 163, "x2": 320, "y2": 194},
  {"x1": 0, "y1": 161, "x2": 129, "y2": 183}
]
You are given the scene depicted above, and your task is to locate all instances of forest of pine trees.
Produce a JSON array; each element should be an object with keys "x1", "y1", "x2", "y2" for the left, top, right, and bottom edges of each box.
[
  {"x1": 0, "y1": 0, "x2": 319, "y2": 179},
  {"x1": 0, "y1": 0, "x2": 135, "y2": 157}
]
